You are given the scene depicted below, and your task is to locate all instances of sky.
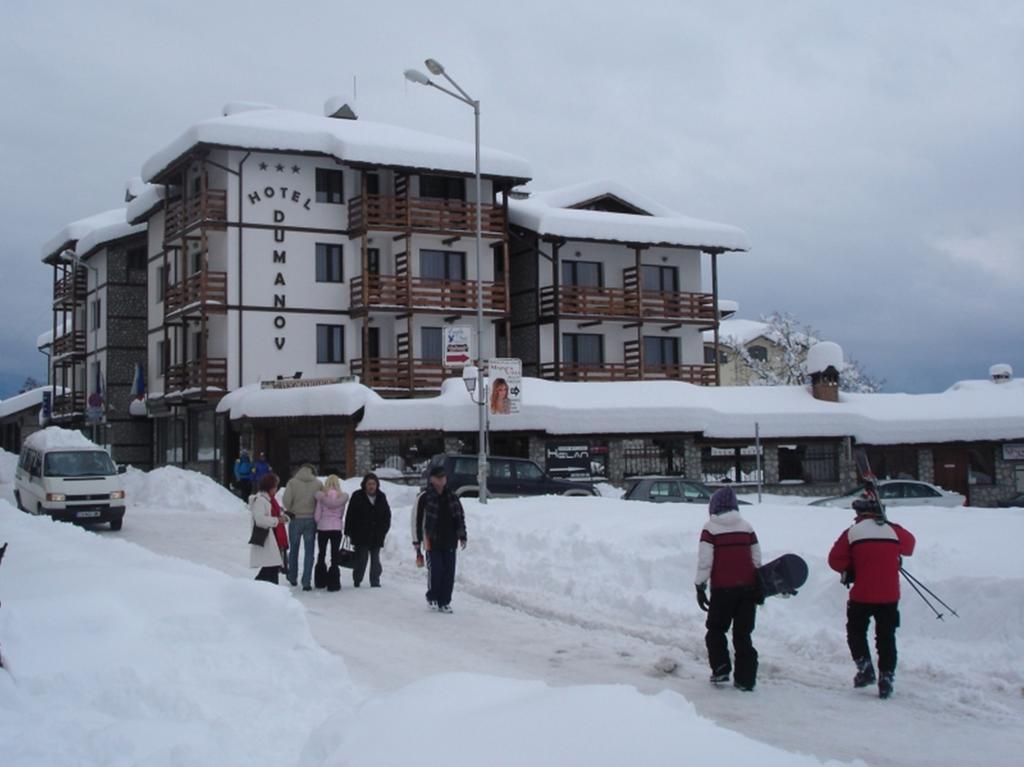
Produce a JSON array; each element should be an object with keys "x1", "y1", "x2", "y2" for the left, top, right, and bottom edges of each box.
[{"x1": 0, "y1": 0, "x2": 1021, "y2": 395}]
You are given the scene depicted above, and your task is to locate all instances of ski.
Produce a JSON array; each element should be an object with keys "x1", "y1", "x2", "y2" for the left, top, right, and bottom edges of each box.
[{"x1": 853, "y1": 448, "x2": 887, "y2": 522}]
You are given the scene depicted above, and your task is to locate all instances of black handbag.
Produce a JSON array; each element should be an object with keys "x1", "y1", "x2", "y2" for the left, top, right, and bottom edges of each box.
[
  {"x1": 338, "y1": 536, "x2": 356, "y2": 569},
  {"x1": 248, "y1": 524, "x2": 270, "y2": 546}
]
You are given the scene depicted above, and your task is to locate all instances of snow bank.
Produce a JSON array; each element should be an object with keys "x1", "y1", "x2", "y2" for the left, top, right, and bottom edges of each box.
[
  {"x1": 0, "y1": 387, "x2": 51, "y2": 419},
  {"x1": 807, "y1": 342, "x2": 844, "y2": 374},
  {"x1": 122, "y1": 465, "x2": 247, "y2": 514},
  {"x1": 303, "y1": 673, "x2": 856, "y2": 767},
  {"x1": 23, "y1": 426, "x2": 98, "y2": 451},
  {"x1": 142, "y1": 107, "x2": 531, "y2": 183},
  {"x1": 216, "y1": 381, "x2": 375, "y2": 420},
  {"x1": 0, "y1": 449, "x2": 16, "y2": 485},
  {"x1": 438, "y1": 496, "x2": 1024, "y2": 716},
  {"x1": 508, "y1": 180, "x2": 748, "y2": 251},
  {"x1": 0, "y1": 502, "x2": 358, "y2": 766}
]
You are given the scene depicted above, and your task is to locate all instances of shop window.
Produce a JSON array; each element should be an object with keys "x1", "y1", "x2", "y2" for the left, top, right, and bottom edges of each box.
[
  {"x1": 370, "y1": 435, "x2": 444, "y2": 476},
  {"x1": 778, "y1": 443, "x2": 839, "y2": 483},
  {"x1": 190, "y1": 409, "x2": 220, "y2": 462},
  {"x1": 968, "y1": 446, "x2": 995, "y2": 485},
  {"x1": 863, "y1": 446, "x2": 919, "y2": 480},
  {"x1": 624, "y1": 438, "x2": 687, "y2": 477},
  {"x1": 702, "y1": 445, "x2": 763, "y2": 485}
]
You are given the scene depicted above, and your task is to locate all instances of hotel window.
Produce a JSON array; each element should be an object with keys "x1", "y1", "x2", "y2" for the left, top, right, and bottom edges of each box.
[
  {"x1": 367, "y1": 248, "x2": 380, "y2": 275},
  {"x1": 157, "y1": 340, "x2": 167, "y2": 376},
  {"x1": 562, "y1": 333, "x2": 603, "y2": 366},
  {"x1": 643, "y1": 336, "x2": 680, "y2": 367},
  {"x1": 420, "y1": 250, "x2": 466, "y2": 281},
  {"x1": 156, "y1": 263, "x2": 169, "y2": 302},
  {"x1": 316, "y1": 168, "x2": 345, "y2": 204},
  {"x1": 316, "y1": 324, "x2": 345, "y2": 364},
  {"x1": 316, "y1": 243, "x2": 344, "y2": 282},
  {"x1": 91, "y1": 299, "x2": 102, "y2": 330},
  {"x1": 127, "y1": 247, "x2": 147, "y2": 271},
  {"x1": 561, "y1": 260, "x2": 603, "y2": 288},
  {"x1": 419, "y1": 174, "x2": 466, "y2": 200},
  {"x1": 365, "y1": 172, "x2": 380, "y2": 195},
  {"x1": 641, "y1": 264, "x2": 678, "y2": 292},
  {"x1": 421, "y1": 327, "x2": 443, "y2": 360}
]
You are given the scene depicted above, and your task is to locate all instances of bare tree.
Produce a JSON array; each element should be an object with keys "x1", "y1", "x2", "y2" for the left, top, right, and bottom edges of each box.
[{"x1": 729, "y1": 311, "x2": 883, "y2": 392}]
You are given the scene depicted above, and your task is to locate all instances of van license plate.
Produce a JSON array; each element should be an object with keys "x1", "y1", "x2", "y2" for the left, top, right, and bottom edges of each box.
[{"x1": 77, "y1": 511, "x2": 101, "y2": 518}]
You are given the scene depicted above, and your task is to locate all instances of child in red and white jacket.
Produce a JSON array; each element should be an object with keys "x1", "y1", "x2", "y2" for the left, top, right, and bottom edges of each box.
[
  {"x1": 829, "y1": 498, "x2": 915, "y2": 699},
  {"x1": 694, "y1": 486, "x2": 762, "y2": 691}
]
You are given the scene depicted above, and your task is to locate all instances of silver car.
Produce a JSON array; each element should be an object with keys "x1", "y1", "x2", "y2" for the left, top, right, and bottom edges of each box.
[
  {"x1": 810, "y1": 480, "x2": 965, "y2": 508},
  {"x1": 623, "y1": 477, "x2": 750, "y2": 505}
]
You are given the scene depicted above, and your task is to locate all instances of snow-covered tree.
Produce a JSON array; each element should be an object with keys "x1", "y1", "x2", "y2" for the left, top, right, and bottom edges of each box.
[{"x1": 729, "y1": 311, "x2": 883, "y2": 392}]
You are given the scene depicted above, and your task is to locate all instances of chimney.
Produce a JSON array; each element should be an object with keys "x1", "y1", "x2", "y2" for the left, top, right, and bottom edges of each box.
[
  {"x1": 990, "y1": 363, "x2": 1013, "y2": 384},
  {"x1": 324, "y1": 95, "x2": 357, "y2": 120},
  {"x1": 806, "y1": 341, "x2": 844, "y2": 403}
]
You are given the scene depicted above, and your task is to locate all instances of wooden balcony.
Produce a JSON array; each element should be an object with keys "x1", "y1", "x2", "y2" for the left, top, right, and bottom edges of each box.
[
  {"x1": 51, "y1": 330, "x2": 86, "y2": 360},
  {"x1": 165, "y1": 358, "x2": 227, "y2": 398},
  {"x1": 541, "y1": 362, "x2": 717, "y2": 385},
  {"x1": 52, "y1": 392, "x2": 86, "y2": 419},
  {"x1": 350, "y1": 357, "x2": 447, "y2": 396},
  {"x1": 53, "y1": 270, "x2": 87, "y2": 307},
  {"x1": 540, "y1": 285, "x2": 716, "y2": 323},
  {"x1": 348, "y1": 194, "x2": 506, "y2": 237},
  {"x1": 350, "y1": 274, "x2": 507, "y2": 315},
  {"x1": 165, "y1": 270, "x2": 228, "y2": 318},
  {"x1": 164, "y1": 189, "x2": 227, "y2": 240}
]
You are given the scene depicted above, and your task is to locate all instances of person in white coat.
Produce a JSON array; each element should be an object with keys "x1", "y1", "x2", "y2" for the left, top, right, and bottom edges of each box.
[{"x1": 249, "y1": 473, "x2": 288, "y2": 584}]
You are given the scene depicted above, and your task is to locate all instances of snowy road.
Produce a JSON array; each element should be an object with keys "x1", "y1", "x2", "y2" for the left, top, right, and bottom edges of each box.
[{"x1": 117, "y1": 504, "x2": 1024, "y2": 767}]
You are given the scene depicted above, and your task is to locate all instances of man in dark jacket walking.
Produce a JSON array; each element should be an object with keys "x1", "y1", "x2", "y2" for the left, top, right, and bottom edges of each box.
[
  {"x1": 414, "y1": 466, "x2": 467, "y2": 613},
  {"x1": 829, "y1": 498, "x2": 916, "y2": 699},
  {"x1": 694, "y1": 486, "x2": 762, "y2": 691},
  {"x1": 344, "y1": 472, "x2": 392, "y2": 588}
]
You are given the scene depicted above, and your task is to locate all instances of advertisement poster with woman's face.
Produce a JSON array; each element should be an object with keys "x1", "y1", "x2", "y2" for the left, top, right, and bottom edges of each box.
[{"x1": 488, "y1": 358, "x2": 522, "y2": 415}]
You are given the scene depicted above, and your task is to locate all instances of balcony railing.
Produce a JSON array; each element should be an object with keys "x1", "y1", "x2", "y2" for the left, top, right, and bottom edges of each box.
[
  {"x1": 350, "y1": 357, "x2": 447, "y2": 395},
  {"x1": 540, "y1": 285, "x2": 716, "y2": 322},
  {"x1": 165, "y1": 358, "x2": 227, "y2": 397},
  {"x1": 51, "y1": 392, "x2": 86, "y2": 418},
  {"x1": 348, "y1": 194, "x2": 506, "y2": 237},
  {"x1": 164, "y1": 189, "x2": 227, "y2": 239},
  {"x1": 541, "y1": 362, "x2": 717, "y2": 385},
  {"x1": 350, "y1": 274, "x2": 507, "y2": 314},
  {"x1": 53, "y1": 270, "x2": 87, "y2": 307},
  {"x1": 165, "y1": 270, "x2": 228, "y2": 317},
  {"x1": 51, "y1": 330, "x2": 86, "y2": 359}
]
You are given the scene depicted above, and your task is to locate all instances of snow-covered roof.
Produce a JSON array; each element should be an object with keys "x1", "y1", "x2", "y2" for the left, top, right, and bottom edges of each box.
[
  {"x1": 40, "y1": 208, "x2": 144, "y2": 263},
  {"x1": 141, "y1": 106, "x2": 532, "y2": 183},
  {"x1": 703, "y1": 319, "x2": 775, "y2": 346},
  {"x1": 0, "y1": 387, "x2": 63, "y2": 419},
  {"x1": 24, "y1": 425, "x2": 99, "y2": 450},
  {"x1": 507, "y1": 180, "x2": 748, "y2": 251},
  {"x1": 806, "y1": 342, "x2": 844, "y2": 375},
  {"x1": 125, "y1": 177, "x2": 167, "y2": 224},
  {"x1": 355, "y1": 376, "x2": 1024, "y2": 445},
  {"x1": 215, "y1": 382, "x2": 377, "y2": 420}
]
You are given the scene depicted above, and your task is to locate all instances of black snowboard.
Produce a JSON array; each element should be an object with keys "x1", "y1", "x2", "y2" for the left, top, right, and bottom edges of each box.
[{"x1": 757, "y1": 554, "x2": 808, "y2": 597}]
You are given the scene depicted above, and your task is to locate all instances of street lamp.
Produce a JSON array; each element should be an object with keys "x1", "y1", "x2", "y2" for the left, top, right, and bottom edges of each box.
[{"x1": 405, "y1": 58, "x2": 489, "y2": 503}]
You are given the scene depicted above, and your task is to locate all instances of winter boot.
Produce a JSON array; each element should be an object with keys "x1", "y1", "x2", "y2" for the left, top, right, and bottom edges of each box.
[
  {"x1": 326, "y1": 565, "x2": 341, "y2": 592},
  {"x1": 853, "y1": 658, "x2": 876, "y2": 688},
  {"x1": 878, "y1": 672, "x2": 895, "y2": 699},
  {"x1": 314, "y1": 562, "x2": 328, "y2": 590},
  {"x1": 709, "y1": 666, "x2": 731, "y2": 685}
]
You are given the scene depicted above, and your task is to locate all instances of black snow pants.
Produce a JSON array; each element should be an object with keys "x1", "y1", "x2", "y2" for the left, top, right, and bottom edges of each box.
[
  {"x1": 846, "y1": 601, "x2": 900, "y2": 674},
  {"x1": 706, "y1": 586, "x2": 759, "y2": 688}
]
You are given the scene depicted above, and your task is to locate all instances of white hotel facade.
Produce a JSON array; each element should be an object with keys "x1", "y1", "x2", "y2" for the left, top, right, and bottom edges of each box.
[{"x1": 46, "y1": 100, "x2": 748, "y2": 476}]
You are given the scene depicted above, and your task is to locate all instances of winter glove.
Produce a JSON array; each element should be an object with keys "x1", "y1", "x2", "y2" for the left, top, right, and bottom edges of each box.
[{"x1": 696, "y1": 584, "x2": 709, "y2": 612}]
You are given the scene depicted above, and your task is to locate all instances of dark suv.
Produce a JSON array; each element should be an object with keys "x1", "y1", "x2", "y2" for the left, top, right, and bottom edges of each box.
[{"x1": 425, "y1": 454, "x2": 597, "y2": 498}]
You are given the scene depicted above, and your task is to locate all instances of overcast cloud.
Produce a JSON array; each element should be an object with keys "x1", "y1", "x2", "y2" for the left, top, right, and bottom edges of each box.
[{"x1": 1, "y1": 0, "x2": 1021, "y2": 394}]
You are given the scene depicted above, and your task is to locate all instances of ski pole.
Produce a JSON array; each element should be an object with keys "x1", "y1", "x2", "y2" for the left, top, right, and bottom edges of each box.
[
  {"x1": 900, "y1": 568, "x2": 959, "y2": 618},
  {"x1": 901, "y1": 570, "x2": 944, "y2": 620}
]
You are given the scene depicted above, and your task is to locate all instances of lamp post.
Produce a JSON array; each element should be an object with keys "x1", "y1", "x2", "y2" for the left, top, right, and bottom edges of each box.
[{"x1": 405, "y1": 59, "x2": 488, "y2": 503}]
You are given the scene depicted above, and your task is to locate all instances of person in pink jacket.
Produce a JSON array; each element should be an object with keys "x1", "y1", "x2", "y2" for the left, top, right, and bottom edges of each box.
[{"x1": 313, "y1": 475, "x2": 349, "y2": 592}]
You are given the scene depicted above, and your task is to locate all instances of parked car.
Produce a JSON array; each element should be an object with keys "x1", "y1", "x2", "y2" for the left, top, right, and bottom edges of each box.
[
  {"x1": 622, "y1": 476, "x2": 751, "y2": 505},
  {"x1": 998, "y1": 492, "x2": 1024, "y2": 508},
  {"x1": 14, "y1": 438, "x2": 127, "y2": 530},
  {"x1": 424, "y1": 454, "x2": 597, "y2": 498},
  {"x1": 809, "y1": 480, "x2": 965, "y2": 509}
]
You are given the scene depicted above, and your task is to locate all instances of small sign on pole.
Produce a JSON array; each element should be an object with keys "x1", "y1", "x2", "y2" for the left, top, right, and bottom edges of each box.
[
  {"x1": 443, "y1": 326, "x2": 474, "y2": 369},
  {"x1": 488, "y1": 358, "x2": 522, "y2": 415}
]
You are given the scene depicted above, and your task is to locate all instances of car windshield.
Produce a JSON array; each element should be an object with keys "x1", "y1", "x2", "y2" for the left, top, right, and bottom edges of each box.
[{"x1": 44, "y1": 450, "x2": 117, "y2": 478}]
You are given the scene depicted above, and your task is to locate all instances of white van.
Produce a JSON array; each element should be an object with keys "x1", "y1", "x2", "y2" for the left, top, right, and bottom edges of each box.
[{"x1": 14, "y1": 428, "x2": 126, "y2": 530}]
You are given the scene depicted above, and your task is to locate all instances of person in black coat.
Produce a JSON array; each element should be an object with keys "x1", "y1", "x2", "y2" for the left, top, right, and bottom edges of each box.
[{"x1": 344, "y1": 472, "x2": 392, "y2": 587}]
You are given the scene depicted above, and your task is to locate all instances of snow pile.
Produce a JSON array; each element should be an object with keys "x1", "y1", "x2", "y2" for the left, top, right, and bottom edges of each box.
[
  {"x1": 508, "y1": 180, "x2": 748, "y2": 251},
  {"x1": 122, "y1": 465, "x2": 247, "y2": 514},
  {"x1": 806, "y1": 342, "x2": 844, "y2": 374},
  {"x1": 24, "y1": 426, "x2": 98, "y2": 451},
  {"x1": 40, "y1": 207, "x2": 141, "y2": 261},
  {"x1": 0, "y1": 449, "x2": 16, "y2": 485},
  {"x1": 216, "y1": 381, "x2": 377, "y2": 420},
  {"x1": 0, "y1": 503, "x2": 358, "y2": 766},
  {"x1": 0, "y1": 387, "x2": 52, "y2": 419},
  {"x1": 124, "y1": 177, "x2": 166, "y2": 224},
  {"x1": 441, "y1": 496, "x2": 1024, "y2": 717},
  {"x1": 142, "y1": 107, "x2": 531, "y2": 183},
  {"x1": 304, "y1": 673, "x2": 856, "y2": 767}
]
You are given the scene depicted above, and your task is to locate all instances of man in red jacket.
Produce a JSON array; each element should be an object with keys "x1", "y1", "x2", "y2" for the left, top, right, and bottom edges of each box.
[{"x1": 828, "y1": 498, "x2": 916, "y2": 699}]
